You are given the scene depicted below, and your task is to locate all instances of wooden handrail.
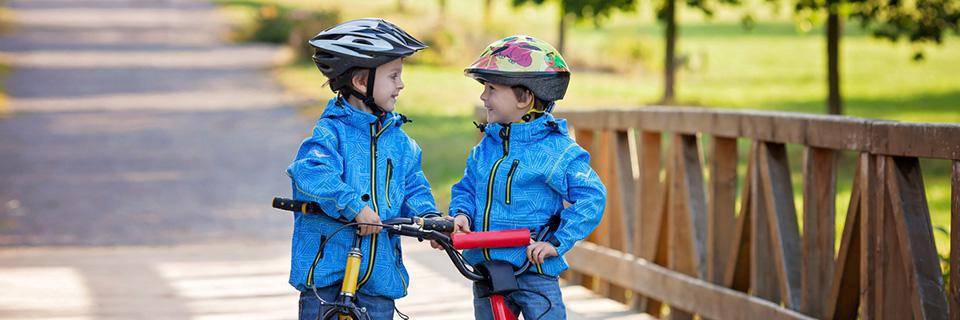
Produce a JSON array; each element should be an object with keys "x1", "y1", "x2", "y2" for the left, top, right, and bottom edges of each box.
[{"x1": 473, "y1": 106, "x2": 960, "y2": 319}]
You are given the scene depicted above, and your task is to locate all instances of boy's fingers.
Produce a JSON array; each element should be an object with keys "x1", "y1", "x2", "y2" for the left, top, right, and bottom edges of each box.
[{"x1": 530, "y1": 246, "x2": 542, "y2": 263}]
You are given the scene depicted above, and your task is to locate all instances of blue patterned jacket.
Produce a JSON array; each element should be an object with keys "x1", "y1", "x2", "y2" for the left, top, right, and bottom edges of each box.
[
  {"x1": 449, "y1": 113, "x2": 606, "y2": 276},
  {"x1": 286, "y1": 97, "x2": 437, "y2": 298}
]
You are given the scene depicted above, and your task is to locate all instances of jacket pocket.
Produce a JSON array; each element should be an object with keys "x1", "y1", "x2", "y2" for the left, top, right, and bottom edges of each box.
[
  {"x1": 505, "y1": 159, "x2": 519, "y2": 204},
  {"x1": 385, "y1": 158, "x2": 393, "y2": 208},
  {"x1": 393, "y1": 239, "x2": 408, "y2": 290}
]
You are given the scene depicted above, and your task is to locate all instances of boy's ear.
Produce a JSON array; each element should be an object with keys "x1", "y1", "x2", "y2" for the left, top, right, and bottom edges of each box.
[
  {"x1": 515, "y1": 89, "x2": 534, "y2": 110},
  {"x1": 351, "y1": 73, "x2": 367, "y2": 93}
]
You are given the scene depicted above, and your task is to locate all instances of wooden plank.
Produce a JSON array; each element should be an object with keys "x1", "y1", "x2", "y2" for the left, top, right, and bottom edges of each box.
[
  {"x1": 723, "y1": 143, "x2": 754, "y2": 293},
  {"x1": 752, "y1": 142, "x2": 781, "y2": 303},
  {"x1": 709, "y1": 137, "x2": 738, "y2": 284},
  {"x1": 951, "y1": 161, "x2": 960, "y2": 320},
  {"x1": 673, "y1": 134, "x2": 708, "y2": 279},
  {"x1": 871, "y1": 122, "x2": 960, "y2": 160},
  {"x1": 668, "y1": 134, "x2": 709, "y2": 318},
  {"x1": 593, "y1": 130, "x2": 615, "y2": 297},
  {"x1": 876, "y1": 155, "x2": 913, "y2": 319},
  {"x1": 800, "y1": 147, "x2": 838, "y2": 317},
  {"x1": 886, "y1": 156, "x2": 949, "y2": 319},
  {"x1": 647, "y1": 184, "x2": 671, "y2": 317},
  {"x1": 860, "y1": 153, "x2": 879, "y2": 320},
  {"x1": 566, "y1": 242, "x2": 817, "y2": 320},
  {"x1": 600, "y1": 130, "x2": 628, "y2": 302},
  {"x1": 758, "y1": 142, "x2": 803, "y2": 309},
  {"x1": 634, "y1": 131, "x2": 664, "y2": 314},
  {"x1": 824, "y1": 162, "x2": 862, "y2": 320},
  {"x1": 539, "y1": 107, "x2": 960, "y2": 159},
  {"x1": 615, "y1": 130, "x2": 637, "y2": 254},
  {"x1": 639, "y1": 132, "x2": 664, "y2": 259},
  {"x1": 574, "y1": 128, "x2": 597, "y2": 289}
]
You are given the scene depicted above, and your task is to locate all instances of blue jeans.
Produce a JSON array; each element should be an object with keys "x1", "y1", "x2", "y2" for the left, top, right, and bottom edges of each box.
[
  {"x1": 473, "y1": 273, "x2": 566, "y2": 320},
  {"x1": 298, "y1": 285, "x2": 396, "y2": 320}
]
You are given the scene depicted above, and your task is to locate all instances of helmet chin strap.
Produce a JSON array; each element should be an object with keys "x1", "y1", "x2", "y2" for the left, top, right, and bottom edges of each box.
[{"x1": 346, "y1": 67, "x2": 387, "y2": 121}]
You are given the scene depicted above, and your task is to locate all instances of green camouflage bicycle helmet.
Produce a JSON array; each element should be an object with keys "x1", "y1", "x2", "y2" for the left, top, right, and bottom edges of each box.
[{"x1": 465, "y1": 35, "x2": 570, "y2": 106}]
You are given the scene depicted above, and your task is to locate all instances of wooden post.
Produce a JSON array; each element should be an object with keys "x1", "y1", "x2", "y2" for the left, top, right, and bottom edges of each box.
[
  {"x1": 860, "y1": 153, "x2": 879, "y2": 320},
  {"x1": 709, "y1": 137, "x2": 738, "y2": 284},
  {"x1": 635, "y1": 131, "x2": 665, "y2": 315},
  {"x1": 723, "y1": 141, "x2": 756, "y2": 294},
  {"x1": 801, "y1": 147, "x2": 838, "y2": 317},
  {"x1": 885, "y1": 156, "x2": 949, "y2": 319},
  {"x1": 600, "y1": 130, "x2": 629, "y2": 302},
  {"x1": 668, "y1": 134, "x2": 709, "y2": 318},
  {"x1": 876, "y1": 156, "x2": 912, "y2": 319},
  {"x1": 752, "y1": 142, "x2": 781, "y2": 303},
  {"x1": 574, "y1": 128, "x2": 597, "y2": 289},
  {"x1": 758, "y1": 142, "x2": 803, "y2": 309}
]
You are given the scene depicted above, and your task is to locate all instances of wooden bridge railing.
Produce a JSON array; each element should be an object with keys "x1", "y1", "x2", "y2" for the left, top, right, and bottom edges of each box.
[{"x1": 475, "y1": 107, "x2": 960, "y2": 319}]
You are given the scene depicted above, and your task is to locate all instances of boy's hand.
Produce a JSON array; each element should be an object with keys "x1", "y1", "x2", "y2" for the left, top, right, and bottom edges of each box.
[
  {"x1": 452, "y1": 215, "x2": 471, "y2": 234},
  {"x1": 527, "y1": 241, "x2": 558, "y2": 264},
  {"x1": 355, "y1": 206, "x2": 382, "y2": 236},
  {"x1": 430, "y1": 215, "x2": 471, "y2": 250}
]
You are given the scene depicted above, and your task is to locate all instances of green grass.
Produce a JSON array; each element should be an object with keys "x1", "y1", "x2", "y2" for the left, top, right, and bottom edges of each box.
[{"x1": 228, "y1": 0, "x2": 960, "y2": 260}]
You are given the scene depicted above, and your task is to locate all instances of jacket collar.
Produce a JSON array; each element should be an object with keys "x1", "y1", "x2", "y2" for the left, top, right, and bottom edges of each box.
[
  {"x1": 480, "y1": 113, "x2": 568, "y2": 144},
  {"x1": 321, "y1": 97, "x2": 406, "y2": 134}
]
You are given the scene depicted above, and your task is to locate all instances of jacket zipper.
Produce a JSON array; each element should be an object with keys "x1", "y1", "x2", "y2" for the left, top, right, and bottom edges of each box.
[
  {"x1": 505, "y1": 159, "x2": 519, "y2": 204},
  {"x1": 357, "y1": 123, "x2": 383, "y2": 289},
  {"x1": 385, "y1": 159, "x2": 393, "y2": 208},
  {"x1": 482, "y1": 125, "x2": 510, "y2": 260}
]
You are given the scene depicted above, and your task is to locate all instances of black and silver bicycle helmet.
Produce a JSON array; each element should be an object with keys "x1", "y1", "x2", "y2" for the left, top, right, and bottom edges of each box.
[{"x1": 309, "y1": 18, "x2": 427, "y2": 117}]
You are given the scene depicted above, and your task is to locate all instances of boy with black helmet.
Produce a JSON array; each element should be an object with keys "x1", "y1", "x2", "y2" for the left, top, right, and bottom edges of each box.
[{"x1": 287, "y1": 18, "x2": 437, "y2": 320}]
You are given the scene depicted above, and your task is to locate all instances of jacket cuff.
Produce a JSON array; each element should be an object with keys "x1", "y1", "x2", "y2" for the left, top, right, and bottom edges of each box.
[
  {"x1": 452, "y1": 209, "x2": 473, "y2": 227},
  {"x1": 555, "y1": 238, "x2": 574, "y2": 257},
  {"x1": 342, "y1": 197, "x2": 364, "y2": 221}
]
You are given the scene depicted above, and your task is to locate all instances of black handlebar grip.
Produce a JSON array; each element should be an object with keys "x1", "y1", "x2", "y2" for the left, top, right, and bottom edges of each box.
[
  {"x1": 419, "y1": 217, "x2": 455, "y2": 233},
  {"x1": 272, "y1": 197, "x2": 326, "y2": 215}
]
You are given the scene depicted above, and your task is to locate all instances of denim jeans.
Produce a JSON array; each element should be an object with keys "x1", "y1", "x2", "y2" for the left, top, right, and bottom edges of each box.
[
  {"x1": 298, "y1": 285, "x2": 396, "y2": 320},
  {"x1": 473, "y1": 272, "x2": 566, "y2": 320}
]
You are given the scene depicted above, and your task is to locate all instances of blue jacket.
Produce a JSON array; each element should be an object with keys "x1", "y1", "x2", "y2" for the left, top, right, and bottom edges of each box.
[
  {"x1": 449, "y1": 113, "x2": 606, "y2": 276},
  {"x1": 286, "y1": 97, "x2": 437, "y2": 299}
]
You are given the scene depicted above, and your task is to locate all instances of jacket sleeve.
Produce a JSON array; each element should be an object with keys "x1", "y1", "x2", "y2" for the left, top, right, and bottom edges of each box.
[
  {"x1": 401, "y1": 139, "x2": 439, "y2": 218},
  {"x1": 448, "y1": 145, "x2": 480, "y2": 227},
  {"x1": 545, "y1": 143, "x2": 607, "y2": 256},
  {"x1": 286, "y1": 123, "x2": 366, "y2": 221}
]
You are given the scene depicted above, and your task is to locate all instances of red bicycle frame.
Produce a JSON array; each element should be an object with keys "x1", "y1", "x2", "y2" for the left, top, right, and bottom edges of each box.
[{"x1": 452, "y1": 230, "x2": 531, "y2": 320}]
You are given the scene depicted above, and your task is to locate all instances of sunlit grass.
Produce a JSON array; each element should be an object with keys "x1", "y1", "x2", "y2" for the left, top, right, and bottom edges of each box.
[{"x1": 233, "y1": 0, "x2": 959, "y2": 258}]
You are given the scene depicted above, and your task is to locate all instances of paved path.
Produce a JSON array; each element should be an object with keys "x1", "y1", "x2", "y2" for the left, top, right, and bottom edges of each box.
[
  {"x1": 0, "y1": 0, "x2": 301, "y2": 246},
  {"x1": 0, "y1": 0, "x2": 650, "y2": 318}
]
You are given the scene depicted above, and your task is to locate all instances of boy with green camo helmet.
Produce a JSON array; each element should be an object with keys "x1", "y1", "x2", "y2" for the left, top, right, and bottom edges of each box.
[{"x1": 444, "y1": 35, "x2": 607, "y2": 319}]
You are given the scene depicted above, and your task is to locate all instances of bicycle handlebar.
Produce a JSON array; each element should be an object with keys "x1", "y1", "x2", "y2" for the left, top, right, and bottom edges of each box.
[{"x1": 272, "y1": 197, "x2": 542, "y2": 282}]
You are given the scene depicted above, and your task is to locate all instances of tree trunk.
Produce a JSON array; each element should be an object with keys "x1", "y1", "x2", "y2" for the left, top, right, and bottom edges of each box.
[
  {"x1": 558, "y1": 4, "x2": 567, "y2": 55},
  {"x1": 397, "y1": 0, "x2": 405, "y2": 13},
  {"x1": 826, "y1": 3, "x2": 843, "y2": 115},
  {"x1": 662, "y1": 0, "x2": 677, "y2": 105}
]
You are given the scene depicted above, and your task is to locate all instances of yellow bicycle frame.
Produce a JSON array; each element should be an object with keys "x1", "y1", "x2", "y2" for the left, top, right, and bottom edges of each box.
[{"x1": 340, "y1": 248, "x2": 362, "y2": 297}]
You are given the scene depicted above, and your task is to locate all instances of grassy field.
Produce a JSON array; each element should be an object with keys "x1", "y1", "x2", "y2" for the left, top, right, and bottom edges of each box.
[{"x1": 220, "y1": 0, "x2": 959, "y2": 259}]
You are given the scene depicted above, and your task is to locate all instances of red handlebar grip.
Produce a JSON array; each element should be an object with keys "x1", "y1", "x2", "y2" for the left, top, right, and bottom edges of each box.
[{"x1": 452, "y1": 229, "x2": 531, "y2": 250}]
